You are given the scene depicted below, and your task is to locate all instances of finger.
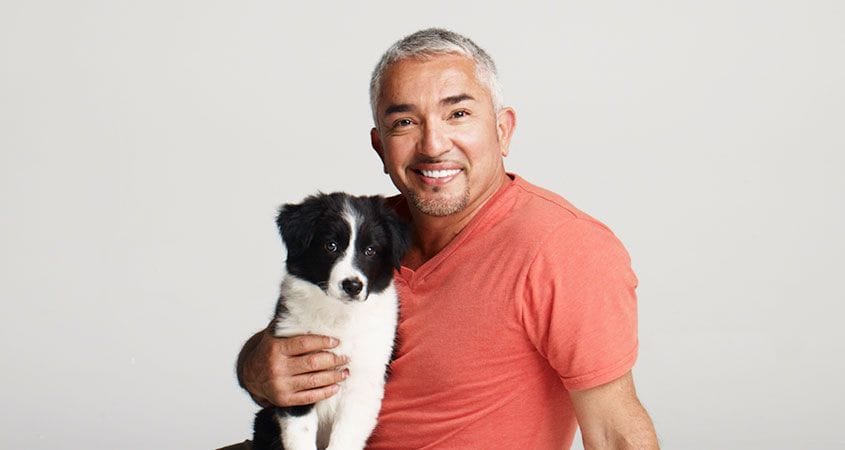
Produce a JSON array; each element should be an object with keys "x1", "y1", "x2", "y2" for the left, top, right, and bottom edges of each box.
[
  {"x1": 280, "y1": 334, "x2": 340, "y2": 356},
  {"x1": 289, "y1": 351, "x2": 350, "y2": 375},
  {"x1": 289, "y1": 368, "x2": 350, "y2": 392},
  {"x1": 285, "y1": 384, "x2": 342, "y2": 406}
]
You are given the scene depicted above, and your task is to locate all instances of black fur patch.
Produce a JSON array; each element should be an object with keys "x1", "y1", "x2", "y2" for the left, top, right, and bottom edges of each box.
[
  {"x1": 276, "y1": 193, "x2": 350, "y2": 291},
  {"x1": 252, "y1": 407, "x2": 282, "y2": 450},
  {"x1": 253, "y1": 405, "x2": 317, "y2": 450}
]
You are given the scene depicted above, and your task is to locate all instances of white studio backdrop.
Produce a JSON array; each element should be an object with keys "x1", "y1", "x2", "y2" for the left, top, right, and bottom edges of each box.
[{"x1": 1, "y1": 1, "x2": 843, "y2": 449}]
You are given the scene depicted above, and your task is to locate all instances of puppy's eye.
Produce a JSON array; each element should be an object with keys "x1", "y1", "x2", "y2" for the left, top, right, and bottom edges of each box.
[
  {"x1": 364, "y1": 246, "x2": 377, "y2": 257},
  {"x1": 324, "y1": 241, "x2": 338, "y2": 253}
]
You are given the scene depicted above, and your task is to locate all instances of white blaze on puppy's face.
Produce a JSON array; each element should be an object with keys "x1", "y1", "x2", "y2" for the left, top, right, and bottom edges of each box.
[{"x1": 327, "y1": 207, "x2": 368, "y2": 300}]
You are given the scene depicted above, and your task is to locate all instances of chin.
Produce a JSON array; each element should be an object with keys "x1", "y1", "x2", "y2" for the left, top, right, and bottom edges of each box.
[{"x1": 409, "y1": 192, "x2": 469, "y2": 216}]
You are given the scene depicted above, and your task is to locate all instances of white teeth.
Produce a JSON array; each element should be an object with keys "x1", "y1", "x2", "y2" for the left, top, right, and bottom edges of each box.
[{"x1": 420, "y1": 169, "x2": 460, "y2": 178}]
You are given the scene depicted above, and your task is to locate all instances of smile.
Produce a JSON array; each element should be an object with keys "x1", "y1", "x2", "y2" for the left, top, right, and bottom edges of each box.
[
  {"x1": 419, "y1": 169, "x2": 461, "y2": 179},
  {"x1": 412, "y1": 167, "x2": 463, "y2": 186}
]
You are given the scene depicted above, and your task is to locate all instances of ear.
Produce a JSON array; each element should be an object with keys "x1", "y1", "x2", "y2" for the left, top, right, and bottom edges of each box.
[
  {"x1": 371, "y1": 127, "x2": 388, "y2": 174},
  {"x1": 495, "y1": 107, "x2": 517, "y2": 157},
  {"x1": 371, "y1": 196, "x2": 410, "y2": 269},
  {"x1": 275, "y1": 196, "x2": 324, "y2": 259},
  {"x1": 386, "y1": 213, "x2": 410, "y2": 270}
]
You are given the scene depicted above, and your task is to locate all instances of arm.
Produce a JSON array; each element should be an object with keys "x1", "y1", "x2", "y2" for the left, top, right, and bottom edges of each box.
[
  {"x1": 237, "y1": 326, "x2": 350, "y2": 407},
  {"x1": 569, "y1": 371, "x2": 659, "y2": 450}
]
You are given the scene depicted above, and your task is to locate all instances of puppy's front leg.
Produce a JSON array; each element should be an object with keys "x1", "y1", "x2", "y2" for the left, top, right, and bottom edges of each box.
[
  {"x1": 325, "y1": 386, "x2": 383, "y2": 450},
  {"x1": 278, "y1": 406, "x2": 319, "y2": 450}
]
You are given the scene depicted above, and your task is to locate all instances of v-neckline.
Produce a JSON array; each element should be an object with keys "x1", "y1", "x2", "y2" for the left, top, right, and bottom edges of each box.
[{"x1": 396, "y1": 174, "x2": 519, "y2": 288}]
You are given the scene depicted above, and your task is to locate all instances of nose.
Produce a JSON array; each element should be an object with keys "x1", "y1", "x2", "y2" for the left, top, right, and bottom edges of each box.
[
  {"x1": 341, "y1": 278, "x2": 363, "y2": 297},
  {"x1": 419, "y1": 121, "x2": 450, "y2": 157}
]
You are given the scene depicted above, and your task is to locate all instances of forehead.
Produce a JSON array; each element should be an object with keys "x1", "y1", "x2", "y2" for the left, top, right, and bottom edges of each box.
[{"x1": 377, "y1": 54, "x2": 490, "y2": 111}]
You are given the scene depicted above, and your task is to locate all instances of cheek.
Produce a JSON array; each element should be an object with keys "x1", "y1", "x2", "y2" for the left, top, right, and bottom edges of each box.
[
  {"x1": 456, "y1": 119, "x2": 495, "y2": 143},
  {"x1": 353, "y1": 254, "x2": 375, "y2": 277},
  {"x1": 287, "y1": 250, "x2": 337, "y2": 285},
  {"x1": 355, "y1": 254, "x2": 395, "y2": 293},
  {"x1": 383, "y1": 137, "x2": 416, "y2": 161},
  {"x1": 381, "y1": 147, "x2": 415, "y2": 179},
  {"x1": 454, "y1": 130, "x2": 494, "y2": 161}
]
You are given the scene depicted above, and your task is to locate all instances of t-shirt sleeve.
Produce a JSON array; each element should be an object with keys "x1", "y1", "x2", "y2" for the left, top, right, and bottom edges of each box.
[{"x1": 519, "y1": 217, "x2": 639, "y2": 391}]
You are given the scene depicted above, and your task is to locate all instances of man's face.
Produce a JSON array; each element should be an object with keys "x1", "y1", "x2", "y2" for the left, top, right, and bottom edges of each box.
[{"x1": 371, "y1": 53, "x2": 515, "y2": 217}]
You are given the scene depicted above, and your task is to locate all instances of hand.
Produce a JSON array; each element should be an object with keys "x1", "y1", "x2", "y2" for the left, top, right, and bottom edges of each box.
[{"x1": 239, "y1": 329, "x2": 350, "y2": 407}]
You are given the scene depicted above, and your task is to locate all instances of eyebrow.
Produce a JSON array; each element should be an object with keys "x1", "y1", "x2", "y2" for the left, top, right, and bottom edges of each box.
[
  {"x1": 382, "y1": 94, "x2": 476, "y2": 117},
  {"x1": 383, "y1": 103, "x2": 413, "y2": 116},
  {"x1": 441, "y1": 94, "x2": 475, "y2": 105}
]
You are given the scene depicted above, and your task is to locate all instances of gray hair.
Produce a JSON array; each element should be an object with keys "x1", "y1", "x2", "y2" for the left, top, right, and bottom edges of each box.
[{"x1": 369, "y1": 28, "x2": 504, "y2": 125}]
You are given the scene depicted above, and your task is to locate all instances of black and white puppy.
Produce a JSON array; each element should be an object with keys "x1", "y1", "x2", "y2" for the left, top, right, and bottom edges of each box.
[{"x1": 252, "y1": 192, "x2": 409, "y2": 450}]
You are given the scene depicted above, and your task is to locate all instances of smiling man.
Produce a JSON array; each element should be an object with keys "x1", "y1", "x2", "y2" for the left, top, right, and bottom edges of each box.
[
  {"x1": 370, "y1": 51, "x2": 516, "y2": 269},
  {"x1": 234, "y1": 29, "x2": 658, "y2": 449}
]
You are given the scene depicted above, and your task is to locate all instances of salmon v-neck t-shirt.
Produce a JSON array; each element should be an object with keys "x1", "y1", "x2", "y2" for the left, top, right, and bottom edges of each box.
[{"x1": 367, "y1": 174, "x2": 639, "y2": 450}]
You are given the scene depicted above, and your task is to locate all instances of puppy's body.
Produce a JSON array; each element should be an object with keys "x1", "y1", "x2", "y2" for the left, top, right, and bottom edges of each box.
[
  {"x1": 271, "y1": 276, "x2": 399, "y2": 449},
  {"x1": 252, "y1": 193, "x2": 408, "y2": 450}
]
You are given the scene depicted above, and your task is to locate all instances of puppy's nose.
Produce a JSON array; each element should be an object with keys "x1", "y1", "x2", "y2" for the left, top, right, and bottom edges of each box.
[{"x1": 341, "y1": 278, "x2": 363, "y2": 297}]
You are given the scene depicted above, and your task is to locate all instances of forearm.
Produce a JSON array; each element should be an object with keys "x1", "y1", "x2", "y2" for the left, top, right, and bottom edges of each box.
[
  {"x1": 581, "y1": 405, "x2": 659, "y2": 450},
  {"x1": 571, "y1": 372, "x2": 659, "y2": 450},
  {"x1": 237, "y1": 328, "x2": 265, "y2": 388},
  {"x1": 237, "y1": 327, "x2": 272, "y2": 406}
]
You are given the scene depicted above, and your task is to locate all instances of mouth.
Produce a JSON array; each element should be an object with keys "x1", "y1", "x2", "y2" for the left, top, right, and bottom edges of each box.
[
  {"x1": 412, "y1": 166, "x2": 463, "y2": 185},
  {"x1": 340, "y1": 293, "x2": 367, "y2": 303}
]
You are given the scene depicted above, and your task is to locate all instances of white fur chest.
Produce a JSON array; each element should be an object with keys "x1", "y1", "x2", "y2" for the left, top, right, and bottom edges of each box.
[
  {"x1": 273, "y1": 276, "x2": 399, "y2": 449},
  {"x1": 274, "y1": 276, "x2": 398, "y2": 349}
]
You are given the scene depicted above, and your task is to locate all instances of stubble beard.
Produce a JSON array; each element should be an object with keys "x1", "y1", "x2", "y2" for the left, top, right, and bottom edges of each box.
[{"x1": 408, "y1": 184, "x2": 471, "y2": 217}]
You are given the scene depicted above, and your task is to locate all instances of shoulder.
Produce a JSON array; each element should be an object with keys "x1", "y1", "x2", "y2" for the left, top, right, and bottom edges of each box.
[
  {"x1": 505, "y1": 176, "x2": 635, "y2": 282},
  {"x1": 506, "y1": 175, "x2": 623, "y2": 250}
]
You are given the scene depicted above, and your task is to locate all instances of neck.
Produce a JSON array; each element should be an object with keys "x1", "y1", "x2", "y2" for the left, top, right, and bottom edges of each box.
[{"x1": 403, "y1": 171, "x2": 510, "y2": 269}]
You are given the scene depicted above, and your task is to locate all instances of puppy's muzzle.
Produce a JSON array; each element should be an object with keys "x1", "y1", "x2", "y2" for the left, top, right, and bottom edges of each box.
[{"x1": 341, "y1": 277, "x2": 364, "y2": 299}]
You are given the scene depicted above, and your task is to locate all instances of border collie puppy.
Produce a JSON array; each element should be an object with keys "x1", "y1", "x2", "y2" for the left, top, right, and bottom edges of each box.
[{"x1": 252, "y1": 192, "x2": 409, "y2": 450}]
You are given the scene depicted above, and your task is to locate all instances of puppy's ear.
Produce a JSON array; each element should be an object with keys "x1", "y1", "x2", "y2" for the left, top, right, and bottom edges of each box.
[
  {"x1": 388, "y1": 216, "x2": 410, "y2": 270},
  {"x1": 372, "y1": 196, "x2": 410, "y2": 270},
  {"x1": 276, "y1": 196, "x2": 324, "y2": 258}
]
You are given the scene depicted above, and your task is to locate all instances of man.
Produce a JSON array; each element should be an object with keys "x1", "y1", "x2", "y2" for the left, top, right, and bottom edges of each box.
[{"x1": 235, "y1": 28, "x2": 658, "y2": 449}]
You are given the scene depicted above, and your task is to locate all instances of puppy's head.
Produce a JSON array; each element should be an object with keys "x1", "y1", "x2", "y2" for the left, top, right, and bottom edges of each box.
[{"x1": 276, "y1": 193, "x2": 409, "y2": 301}]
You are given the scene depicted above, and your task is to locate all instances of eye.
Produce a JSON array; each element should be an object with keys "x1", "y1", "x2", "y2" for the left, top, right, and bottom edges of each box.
[
  {"x1": 451, "y1": 110, "x2": 469, "y2": 119},
  {"x1": 392, "y1": 118, "x2": 413, "y2": 128},
  {"x1": 364, "y1": 246, "x2": 377, "y2": 257},
  {"x1": 324, "y1": 241, "x2": 338, "y2": 253}
]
